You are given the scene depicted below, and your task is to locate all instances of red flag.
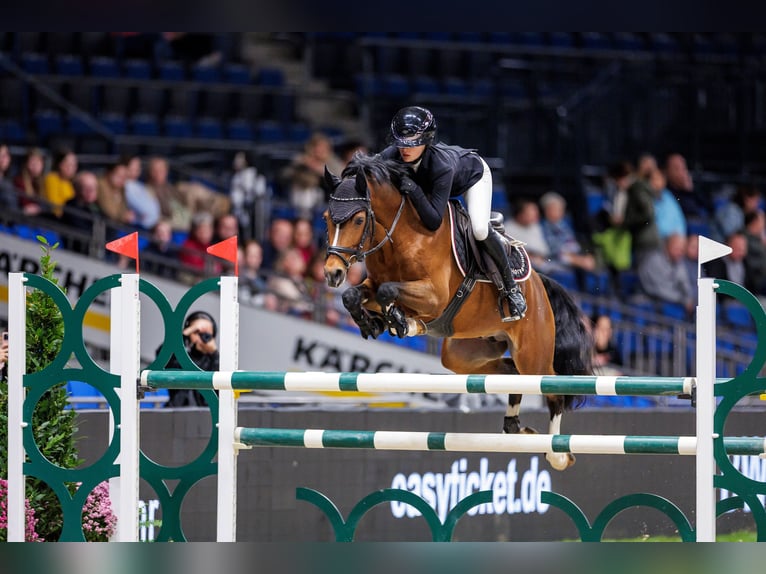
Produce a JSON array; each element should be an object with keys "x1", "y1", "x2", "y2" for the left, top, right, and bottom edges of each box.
[
  {"x1": 207, "y1": 235, "x2": 238, "y2": 276},
  {"x1": 105, "y1": 232, "x2": 139, "y2": 273}
]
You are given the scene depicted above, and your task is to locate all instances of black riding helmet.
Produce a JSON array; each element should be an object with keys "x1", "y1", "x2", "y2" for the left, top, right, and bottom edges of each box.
[{"x1": 390, "y1": 106, "x2": 437, "y2": 148}]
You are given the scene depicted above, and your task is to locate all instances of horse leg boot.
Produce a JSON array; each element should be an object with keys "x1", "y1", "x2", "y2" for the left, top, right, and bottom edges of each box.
[{"x1": 480, "y1": 227, "x2": 527, "y2": 322}]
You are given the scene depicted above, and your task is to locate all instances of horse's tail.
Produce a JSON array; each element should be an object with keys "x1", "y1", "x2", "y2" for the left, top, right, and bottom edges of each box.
[{"x1": 540, "y1": 273, "x2": 594, "y2": 408}]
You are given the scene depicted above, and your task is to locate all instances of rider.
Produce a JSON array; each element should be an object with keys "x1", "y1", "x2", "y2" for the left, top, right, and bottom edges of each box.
[{"x1": 378, "y1": 105, "x2": 527, "y2": 322}]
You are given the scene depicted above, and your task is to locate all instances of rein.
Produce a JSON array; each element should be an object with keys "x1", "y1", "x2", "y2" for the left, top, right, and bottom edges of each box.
[{"x1": 326, "y1": 190, "x2": 407, "y2": 268}]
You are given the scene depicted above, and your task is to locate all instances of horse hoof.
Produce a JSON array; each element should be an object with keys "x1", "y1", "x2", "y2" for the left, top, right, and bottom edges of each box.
[
  {"x1": 546, "y1": 452, "x2": 575, "y2": 471},
  {"x1": 520, "y1": 426, "x2": 538, "y2": 435}
]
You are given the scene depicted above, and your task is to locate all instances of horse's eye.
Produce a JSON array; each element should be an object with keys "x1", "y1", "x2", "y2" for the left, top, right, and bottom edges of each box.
[{"x1": 354, "y1": 215, "x2": 365, "y2": 226}]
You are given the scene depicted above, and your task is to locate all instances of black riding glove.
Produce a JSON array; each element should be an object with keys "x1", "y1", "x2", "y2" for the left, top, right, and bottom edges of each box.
[{"x1": 399, "y1": 175, "x2": 420, "y2": 196}]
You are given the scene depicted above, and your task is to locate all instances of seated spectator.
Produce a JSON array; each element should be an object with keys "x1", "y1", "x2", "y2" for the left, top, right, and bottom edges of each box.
[
  {"x1": 262, "y1": 217, "x2": 294, "y2": 270},
  {"x1": 146, "y1": 156, "x2": 192, "y2": 232},
  {"x1": 636, "y1": 151, "x2": 658, "y2": 179},
  {"x1": 179, "y1": 212, "x2": 215, "y2": 277},
  {"x1": 212, "y1": 212, "x2": 240, "y2": 274},
  {"x1": 239, "y1": 239, "x2": 278, "y2": 310},
  {"x1": 648, "y1": 167, "x2": 687, "y2": 241},
  {"x1": 637, "y1": 233, "x2": 695, "y2": 315},
  {"x1": 42, "y1": 148, "x2": 78, "y2": 218},
  {"x1": 12, "y1": 147, "x2": 46, "y2": 217},
  {"x1": 280, "y1": 132, "x2": 344, "y2": 204},
  {"x1": 703, "y1": 232, "x2": 762, "y2": 303},
  {"x1": 293, "y1": 217, "x2": 317, "y2": 269},
  {"x1": 123, "y1": 154, "x2": 161, "y2": 231},
  {"x1": 62, "y1": 171, "x2": 103, "y2": 255},
  {"x1": 539, "y1": 191, "x2": 596, "y2": 274},
  {"x1": 267, "y1": 247, "x2": 314, "y2": 317},
  {"x1": 504, "y1": 197, "x2": 555, "y2": 272},
  {"x1": 0, "y1": 144, "x2": 16, "y2": 212},
  {"x1": 97, "y1": 161, "x2": 135, "y2": 234},
  {"x1": 664, "y1": 152, "x2": 713, "y2": 225},
  {"x1": 143, "y1": 218, "x2": 181, "y2": 280},
  {"x1": 710, "y1": 184, "x2": 762, "y2": 243},
  {"x1": 591, "y1": 313, "x2": 623, "y2": 376}
]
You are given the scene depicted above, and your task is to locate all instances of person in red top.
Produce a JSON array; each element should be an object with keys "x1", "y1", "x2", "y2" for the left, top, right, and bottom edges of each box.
[{"x1": 180, "y1": 211, "x2": 215, "y2": 272}]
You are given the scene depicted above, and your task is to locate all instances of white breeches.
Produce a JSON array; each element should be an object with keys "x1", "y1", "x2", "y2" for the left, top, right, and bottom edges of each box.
[{"x1": 464, "y1": 156, "x2": 493, "y2": 241}]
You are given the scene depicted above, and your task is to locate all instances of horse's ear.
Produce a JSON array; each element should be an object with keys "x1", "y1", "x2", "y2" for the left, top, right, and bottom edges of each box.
[
  {"x1": 324, "y1": 166, "x2": 341, "y2": 191},
  {"x1": 354, "y1": 169, "x2": 367, "y2": 196}
]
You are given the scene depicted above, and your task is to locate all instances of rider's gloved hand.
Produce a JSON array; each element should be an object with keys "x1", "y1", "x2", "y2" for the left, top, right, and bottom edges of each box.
[{"x1": 400, "y1": 175, "x2": 419, "y2": 195}]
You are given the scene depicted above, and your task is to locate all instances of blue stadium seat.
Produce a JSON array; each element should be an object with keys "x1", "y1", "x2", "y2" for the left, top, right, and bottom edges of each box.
[
  {"x1": 34, "y1": 109, "x2": 63, "y2": 138},
  {"x1": 724, "y1": 302, "x2": 753, "y2": 329},
  {"x1": 163, "y1": 115, "x2": 193, "y2": 138},
  {"x1": 89, "y1": 56, "x2": 121, "y2": 78},
  {"x1": 157, "y1": 60, "x2": 186, "y2": 81},
  {"x1": 254, "y1": 120, "x2": 284, "y2": 143},
  {"x1": 55, "y1": 54, "x2": 83, "y2": 76},
  {"x1": 195, "y1": 117, "x2": 223, "y2": 139},
  {"x1": 99, "y1": 112, "x2": 127, "y2": 135},
  {"x1": 546, "y1": 269, "x2": 578, "y2": 290},
  {"x1": 255, "y1": 67, "x2": 284, "y2": 86},
  {"x1": 20, "y1": 52, "x2": 49, "y2": 74},
  {"x1": 66, "y1": 381, "x2": 107, "y2": 410},
  {"x1": 129, "y1": 113, "x2": 159, "y2": 136},
  {"x1": 192, "y1": 63, "x2": 221, "y2": 83},
  {"x1": 223, "y1": 63, "x2": 251, "y2": 85},
  {"x1": 1, "y1": 119, "x2": 25, "y2": 142},
  {"x1": 123, "y1": 58, "x2": 152, "y2": 79},
  {"x1": 382, "y1": 74, "x2": 410, "y2": 98},
  {"x1": 287, "y1": 123, "x2": 312, "y2": 143},
  {"x1": 618, "y1": 270, "x2": 639, "y2": 297},
  {"x1": 411, "y1": 75, "x2": 441, "y2": 96},
  {"x1": 442, "y1": 76, "x2": 468, "y2": 96},
  {"x1": 355, "y1": 74, "x2": 383, "y2": 98},
  {"x1": 226, "y1": 118, "x2": 254, "y2": 141},
  {"x1": 66, "y1": 114, "x2": 95, "y2": 135}
]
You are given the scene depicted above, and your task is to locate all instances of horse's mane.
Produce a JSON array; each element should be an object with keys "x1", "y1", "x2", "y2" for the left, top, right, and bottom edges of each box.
[{"x1": 341, "y1": 152, "x2": 409, "y2": 189}]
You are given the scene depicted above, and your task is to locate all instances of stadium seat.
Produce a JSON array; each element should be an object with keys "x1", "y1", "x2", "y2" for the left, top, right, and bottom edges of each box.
[
  {"x1": 382, "y1": 74, "x2": 410, "y2": 97},
  {"x1": 129, "y1": 113, "x2": 160, "y2": 136},
  {"x1": 255, "y1": 67, "x2": 284, "y2": 86},
  {"x1": 163, "y1": 115, "x2": 193, "y2": 138},
  {"x1": 66, "y1": 381, "x2": 107, "y2": 410},
  {"x1": 89, "y1": 56, "x2": 120, "y2": 78},
  {"x1": 99, "y1": 112, "x2": 127, "y2": 134},
  {"x1": 226, "y1": 118, "x2": 254, "y2": 141},
  {"x1": 254, "y1": 120, "x2": 284, "y2": 143},
  {"x1": 20, "y1": 52, "x2": 49, "y2": 74},
  {"x1": 411, "y1": 75, "x2": 440, "y2": 96},
  {"x1": 123, "y1": 58, "x2": 152, "y2": 79},
  {"x1": 55, "y1": 54, "x2": 83, "y2": 76},
  {"x1": 66, "y1": 114, "x2": 95, "y2": 135},
  {"x1": 157, "y1": 60, "x2": 186, "y2": 81},
  {"x1": 191, "y1": 62, "x2": 221, "y2": 83},
  {"x1": 34, "y1": 109, "x2": 63, "y2": 139},
  {"x1": 195, "y1": 117, "x2": 223, "y2": 139},
  {"x1": 135, "y1": 85, "x2": 166, "y2": 115},
  {"x1": 222, "y1": 63, "x2": 251, "y2": 85}
]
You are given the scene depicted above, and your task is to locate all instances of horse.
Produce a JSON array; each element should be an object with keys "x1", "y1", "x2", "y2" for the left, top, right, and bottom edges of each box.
[{"x1": 322, "y1": 153, "x2": 593, "y2": 471}]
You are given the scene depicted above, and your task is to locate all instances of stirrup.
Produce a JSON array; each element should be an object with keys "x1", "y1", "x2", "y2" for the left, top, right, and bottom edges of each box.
[{"x1": 497, "y1": 294, "x2": 523, "y2": 322}]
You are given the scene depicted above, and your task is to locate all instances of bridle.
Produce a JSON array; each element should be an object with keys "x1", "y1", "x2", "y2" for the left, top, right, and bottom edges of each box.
[{"x1": 325, "y1": 183, "x2": 406, "y2": 269}]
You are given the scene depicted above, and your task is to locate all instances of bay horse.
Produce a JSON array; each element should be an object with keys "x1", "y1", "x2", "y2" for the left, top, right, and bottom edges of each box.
[{"x1": 323, "y1": 154, "x2": 593, "y2": 471}]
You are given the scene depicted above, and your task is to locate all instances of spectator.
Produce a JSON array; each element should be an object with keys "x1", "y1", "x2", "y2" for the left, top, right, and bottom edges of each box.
[
  {"x1": 637, "y1": 233, "x2": 695, "y2": 315},
  {"x1": 123, "y1": 154, "x2": 161, "y2": 231},
  {"x1": 229, "y1": 151, "x2": 268, "y2": 242},
  {"x1": 636, "y1": 152, "x2": 658, "y2": 179},
  {"x1": 281, "y1": 132, "x2": 344, "y2": 203},
  {"x1": 648, "y1": 167, "x2": 687, "y2": 240},
  {"x1": 710, "y1": 184, "x2": 762, "y2": 244},
  {"x1": 143, "y1": 218, "x2": 181, "y2": 280},
  {"x1": 591, "y1": 313, "x2": 623, "y2": 376},
  {"x1": 213, "y1": 212, "x2": 239, "y2": 243},
  {"x1": 0, "y1": 144, "x2": 16, "y2": 211},
  {"x1": 664, "y1": 152, "x2": 713, "y2": 224},
  {"x1": 146, "y1": 156, "x2": 192, "y2": 232},
  {"x1": 539, "y1": 191, "x2": 596, "y2": 274},
  {"x1": 179, "y1": 211, "x2": 215, "y2": 275},
  {"x1": 504, "y1": 197, "x2": 555, "y2": 273},
  {"x1": 703, "y1": 232, "x2": 761, "y2": 300},
  {"x1": 267, "y1": 247, "x2": 314, "y2": 317},
  {"x1": 98, "y1": 161, "x2": 134, "y2": 225},
  {"x1": 42, "y1": 148, "x2": 77, "y2": 218},
  {"x1": 622, "y1": 166, "x2": 661, "y2": 266},
  {"x1": 62, "y1": 171, "x2": 103, "y2": 255},
  {"x1": 239, "y1": 239, "x2": 278, "y2": 309},
  {"x1": 742, "y1": 212, "x2": 766, "y2": 295},
  {"x1": 293, "y1": 217, "x2": 317, "y2": 269},
  {"x1": 158, "y1": 310, "x2": 219, "y2": 407},
  {"x1": 12, "y1": 147, "x2": 45, "y2": 216},
  {"x1": 262, "y1": 217, "x2": 294, "y2": 270},
  {"x1": 592, "y1": 161, "x2": 634, "y2": 276}
]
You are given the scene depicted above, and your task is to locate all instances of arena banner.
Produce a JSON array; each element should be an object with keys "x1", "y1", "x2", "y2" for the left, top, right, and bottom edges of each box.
[{"x1": 75, "y1": 408, "x2": 765, "y2": 542}]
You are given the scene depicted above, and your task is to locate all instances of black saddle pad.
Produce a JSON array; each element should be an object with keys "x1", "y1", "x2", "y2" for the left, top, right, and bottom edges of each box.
[{"x1": 448, "y1": 200, "x2": 531, "y2": 282}]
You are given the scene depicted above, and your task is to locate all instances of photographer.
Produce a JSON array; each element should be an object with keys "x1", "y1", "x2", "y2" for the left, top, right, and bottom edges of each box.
[{"x1": 158, "y1": 310, "x2": 219, "y2": 407}]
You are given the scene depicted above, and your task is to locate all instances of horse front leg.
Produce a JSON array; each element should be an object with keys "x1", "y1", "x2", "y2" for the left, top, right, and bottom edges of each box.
[
  {"x1": 342, "y1": 282, "x2": 385, "y2": 340},
  {"x1": 375, "y1": 279, "x2": 441, "y2": 338}
]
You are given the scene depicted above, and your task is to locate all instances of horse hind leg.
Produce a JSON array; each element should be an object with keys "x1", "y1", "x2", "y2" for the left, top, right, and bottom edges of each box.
[
  {"x1": 503, "y1": 394, "x2": 539, "y2": 435},
  {"x1": 544, "y1": 395, "x2": 575, "y2": 471}
]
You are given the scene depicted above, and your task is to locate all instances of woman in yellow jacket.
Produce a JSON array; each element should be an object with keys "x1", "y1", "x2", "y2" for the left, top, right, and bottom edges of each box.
[{"x1": 43, "y1": 148, "x2": 78, "y2": 218}]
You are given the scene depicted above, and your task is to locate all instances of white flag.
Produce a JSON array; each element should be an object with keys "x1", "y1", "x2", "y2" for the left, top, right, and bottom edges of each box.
[{"x1": 698, "y1": 235, "x2": 732, "y2": 265}]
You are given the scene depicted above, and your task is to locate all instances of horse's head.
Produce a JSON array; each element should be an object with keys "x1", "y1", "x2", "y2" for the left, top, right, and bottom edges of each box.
[
  {"x1": 323, "y1": 154, "x2": 409, "y2": 288},
  {"x1": 323, "y1": 165, "x2": 373, "y2": 287}
]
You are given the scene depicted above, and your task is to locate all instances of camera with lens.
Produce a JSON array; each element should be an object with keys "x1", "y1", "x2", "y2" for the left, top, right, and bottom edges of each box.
[{"x1": 199, "y1": 332, "x2": 213, "y2": 343}]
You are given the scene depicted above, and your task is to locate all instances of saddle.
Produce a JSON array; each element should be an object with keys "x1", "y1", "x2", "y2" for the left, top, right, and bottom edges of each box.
[
  {"x1": 447, "y1": 200, "x2": 531, "y2": 286},
  {"x1": 424, "y1": 201, "x2": 530, "y2": 337}
]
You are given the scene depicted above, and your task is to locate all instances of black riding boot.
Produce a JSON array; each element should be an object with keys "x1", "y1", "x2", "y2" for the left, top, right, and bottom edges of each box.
[{"x1": 480, "y1": 227, "x2": 527, "y2": 322}]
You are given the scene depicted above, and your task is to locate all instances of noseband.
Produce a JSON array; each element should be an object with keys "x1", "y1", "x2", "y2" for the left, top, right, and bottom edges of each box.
[{"x1": 326, "y1": 190, "x2": 406, "y2": 269}]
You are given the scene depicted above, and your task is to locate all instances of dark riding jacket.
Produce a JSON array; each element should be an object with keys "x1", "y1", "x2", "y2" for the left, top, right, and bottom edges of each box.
[{"x1": 379, "y1": 142, "x2": 484, "y2": 231}]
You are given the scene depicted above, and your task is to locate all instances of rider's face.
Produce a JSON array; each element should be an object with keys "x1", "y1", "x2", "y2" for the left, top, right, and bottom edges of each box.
[{"x1": 398, "y1": 145, "x2": 426, "y2": 163}]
